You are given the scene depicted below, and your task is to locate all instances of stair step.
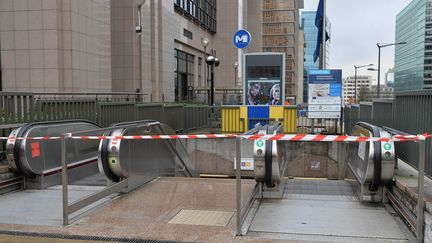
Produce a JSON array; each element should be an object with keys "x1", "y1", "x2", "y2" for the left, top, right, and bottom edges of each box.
[
  {"x1": 0, "y1": 172, "x2": 15, "y2": 181},
  {"x1": 0, "y1": 176, "x2": 24, "y2": 195},
  {"x1": 0, "y1": 164, "x2": 10, "y2": 174}
]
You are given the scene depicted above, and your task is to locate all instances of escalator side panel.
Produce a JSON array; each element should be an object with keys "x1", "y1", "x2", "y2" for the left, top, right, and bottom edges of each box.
[
  {"x1": 7, "y1": 120, "x2": 101, "y2": 177},
  {"x1": 99, "y1": 121, "x2": 198, "y2": 191},
  {"x1": 346, "y1": 122, "x2": 395, "y2": 201}
]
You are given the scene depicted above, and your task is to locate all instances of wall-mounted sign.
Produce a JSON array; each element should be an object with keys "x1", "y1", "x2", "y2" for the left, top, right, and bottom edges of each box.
[
  {"x1": 234, "y1": 158, "x2": 254, "y2": 171},
  {"x1": 233, "y1": 29, "x2": 252, "y2": 49}
]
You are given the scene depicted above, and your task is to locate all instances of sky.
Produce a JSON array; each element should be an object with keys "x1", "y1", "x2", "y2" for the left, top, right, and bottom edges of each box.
[{"x1": 303, "y1": 0, "x2": 412, "y2": 84}]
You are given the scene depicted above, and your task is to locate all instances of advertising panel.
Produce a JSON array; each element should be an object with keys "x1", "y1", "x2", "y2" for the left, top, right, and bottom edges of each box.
[
  {"x1": 243, "y1": 53, "x2": 285, "y2": 106},
  {"x1": 308, "y1": 70, "x2": 342, "y2": 119},
  {"x1": 245, "y1": 80, "x2": 282, "y2": 105}
]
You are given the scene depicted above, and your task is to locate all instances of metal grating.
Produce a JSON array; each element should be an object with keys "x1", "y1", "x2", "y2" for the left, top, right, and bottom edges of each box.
[
  {"x1": 0, "y1": 230, "x2": 187, "y2": 243},
  {"x1": 168, "y1": 209, "x2": 234, "y2": 227}
]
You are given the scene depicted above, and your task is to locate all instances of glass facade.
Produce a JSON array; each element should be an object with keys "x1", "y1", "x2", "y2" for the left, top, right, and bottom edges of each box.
[
  {"x1": 174, "y1": 49, "x2": 195, "y2": 102},
  {"x1": 300, "y1": 11, "x2": 331, "y2": 102},
  {"x1": 174, "y1": 0, "x2": 217, "y2": 33},
  {"x1": 395, "y1": 0, "x2": 427, "y2": 91}
]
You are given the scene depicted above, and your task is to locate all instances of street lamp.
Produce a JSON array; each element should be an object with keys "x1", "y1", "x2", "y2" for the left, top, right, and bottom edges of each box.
[
  {"x1": 353, "y1": 64, "x2": 373, "y2": 103},
  {"x1": 135, "y1": 0, "x2": 146, "y2": 33},
  {"x1": 376, "y1": 42, "x2": 407, "y2": 98},
  {"x1": 206, "y1": 50, "x2": 220, "y2": 133},
  {"x1": 234, "y1": 61, "x2": 239, "y2": 87},
  {"x1": 201, "y1": 37, "x2": 210, "y2": 100}
]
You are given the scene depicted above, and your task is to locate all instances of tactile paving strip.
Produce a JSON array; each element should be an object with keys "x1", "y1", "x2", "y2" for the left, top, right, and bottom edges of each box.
[{"x1": 168, "y1": 209, "x2": 234, "y2": 227}]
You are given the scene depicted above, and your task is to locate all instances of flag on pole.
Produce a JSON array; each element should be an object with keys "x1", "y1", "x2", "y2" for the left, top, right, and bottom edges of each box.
[{"x1": 313, "y1": 0, "x2": 330, "y2": 63}]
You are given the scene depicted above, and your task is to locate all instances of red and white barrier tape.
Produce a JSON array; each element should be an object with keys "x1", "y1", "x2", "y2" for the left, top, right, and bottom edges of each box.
[{"x1": 2, "y1": 134, "x2": 430, "y2": 142}]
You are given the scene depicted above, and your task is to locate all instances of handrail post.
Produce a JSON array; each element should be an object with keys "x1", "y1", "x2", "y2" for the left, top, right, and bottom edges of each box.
[
  {"x1": 417, "y1": 139, "x2": 426, "y2": 243},
  {"x1": 62, "y1": 133, "x2": 71, "y2": 226},
  {"x1": 236, "y1": 136, "x2": 242, "y2": 235}
]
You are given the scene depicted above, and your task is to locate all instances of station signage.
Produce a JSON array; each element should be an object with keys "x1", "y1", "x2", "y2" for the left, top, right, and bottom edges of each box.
[{"x1": 234, "y1": 158, "x2": 254, "y2": 171}]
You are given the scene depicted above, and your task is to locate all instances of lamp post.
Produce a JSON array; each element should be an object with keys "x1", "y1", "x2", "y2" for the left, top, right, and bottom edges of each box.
[
  {"x1": 354, "y1": 64, "x2": 373, "y2": 103},
  {"x1": 206, "y1": 50, "x2": 219, "y2": 133},
  {"x1": 376, "y1": 42, "x2": 406, "y2": 98},
  {"x1": 201, "y1": 37, "x2": 209, "y2": 102},
  {"x1": 234, "y1": 61, "x2": 239, "y2": 87}
]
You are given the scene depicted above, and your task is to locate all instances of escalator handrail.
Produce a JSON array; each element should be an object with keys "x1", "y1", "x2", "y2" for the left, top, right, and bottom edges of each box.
[
  {"x1": 356, "y1": 122, "x2": 382, "y2": 191},
  {"x1": 264, "y1": 122, "x2": 282, "y2": 187}
]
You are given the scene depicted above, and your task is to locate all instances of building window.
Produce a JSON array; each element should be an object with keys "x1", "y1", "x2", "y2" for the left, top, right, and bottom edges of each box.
[
  {"x1": 183, "y1": 28, "x2": 193, "y2": 40},
  {"x1": 198, "y1": 57, "x2": 202, "y2": 87},
  {"x1": 174, "y1": 49, "x2": 195, "y2": 102},
  {"x1": 175, "y1": 0, "x2": 217, "y2": 33}
]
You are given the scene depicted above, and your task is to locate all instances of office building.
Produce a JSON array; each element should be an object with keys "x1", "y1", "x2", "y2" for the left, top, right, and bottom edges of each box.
[
  {"x1": 296, "y1": 27, "x2": 305, "y2": 105},
  {"x1": 300, "y1": 11, "x2": 331, "y2": 102},
  {"x1": 343, "y1": 75, "x2": 372, "y2": 104},
  {"x1": 0, "y1": 0, "x2": 112, "y2": 92},
  {"x1": 385, "y1": 68, "x2": 394, "y2": 88},
  {"x1": 0, "y1": 0, "x2": 304, "y2": 103},
  {"x1": 261, "y1": 0, "x2": 304, "y2": 103},
  {"x1": 395, "y1": 0, "x2": 431, "y2": 91}
]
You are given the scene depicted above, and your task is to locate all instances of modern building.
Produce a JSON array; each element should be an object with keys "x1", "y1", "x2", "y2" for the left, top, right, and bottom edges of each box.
[
  {"x1": 0, "y1": 0, "x2": 305, "y2": 104},
  {"x1": 394, "y1": 0, "x2": 431, "y2": 91},
  {"x1": 296, "y1": 27, "x2": 305, "y2": 105},
  {"x1": 343, "y1": 75, "x2": 372, "y2": 104},
  {"x1": 358, "y1": 85, "x2": 394, "y2": 102},
  {"x1": 385, "y1": 68, "x2": 395, "y2": 88},
  {"x1": 261, "y1": 0, "x2": 304, "y2": 104},
  {"x1": 300, "y1": 11, "x2": 331, "y2": 102}
]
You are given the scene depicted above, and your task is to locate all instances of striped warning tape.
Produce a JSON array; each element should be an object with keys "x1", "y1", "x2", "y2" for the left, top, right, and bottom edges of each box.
[{"x1": 2, "y1": 133, "x2": 430, "y2": 142}]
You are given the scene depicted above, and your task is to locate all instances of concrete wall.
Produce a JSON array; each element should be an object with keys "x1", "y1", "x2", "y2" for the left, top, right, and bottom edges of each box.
[
  {"x1": 0, "y1": 0, "x2": 112, "y2": 92},
  {"x1": 110, "y1": 0, "x2": 140, "y2": 93},
  {"x1": 186, "y1": 139, "x2": 341, "y2": 179}
]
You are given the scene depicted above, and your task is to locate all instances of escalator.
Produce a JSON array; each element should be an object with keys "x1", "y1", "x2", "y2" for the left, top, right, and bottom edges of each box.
[
  {"x1": 5, "y1": 120, "x2": 101, "y2": 189},
  {"x1": 242, "y1": 122, "x2": 413, "y2": 242},
  {"x1": 98, "y1": 120, "x2": 198, "y2": 191}
]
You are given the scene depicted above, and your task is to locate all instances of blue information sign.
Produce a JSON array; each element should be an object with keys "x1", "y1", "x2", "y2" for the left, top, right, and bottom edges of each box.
[
  {"x1": 308, "y1": 69, "x2": 342, "y2": 119},
  {"x1": 233, "y1": 29, "x2": 251, "y2": 49}
]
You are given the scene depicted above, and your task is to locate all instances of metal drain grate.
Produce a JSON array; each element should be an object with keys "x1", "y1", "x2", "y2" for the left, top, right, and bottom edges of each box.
[
  {"x1": 0, "y1": 230, "x2": 188, "y2": 243},
  {"x1": 168, "y1": 209, "x2": 234, "y2": 227}
]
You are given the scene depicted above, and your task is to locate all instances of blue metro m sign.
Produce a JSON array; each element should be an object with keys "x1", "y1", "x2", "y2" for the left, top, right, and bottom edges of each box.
[{"x1": 233, "y1": 29, "x2": 252, "y2": 49}]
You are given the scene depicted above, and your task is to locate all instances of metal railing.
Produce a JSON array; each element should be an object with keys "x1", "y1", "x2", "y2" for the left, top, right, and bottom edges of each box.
[{"x1": 0, "y1": 92, "x2": 212, "y2": 159}]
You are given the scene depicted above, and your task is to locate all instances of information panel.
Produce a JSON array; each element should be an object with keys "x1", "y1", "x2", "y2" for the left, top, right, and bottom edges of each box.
[{"x1": 308, "y1": 70, "x2": 342, "y2": 119}]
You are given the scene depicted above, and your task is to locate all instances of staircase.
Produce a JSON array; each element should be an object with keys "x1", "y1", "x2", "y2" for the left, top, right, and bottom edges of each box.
[{"x1": 0, "y1": 162, "x2": 24, "y2": 195}]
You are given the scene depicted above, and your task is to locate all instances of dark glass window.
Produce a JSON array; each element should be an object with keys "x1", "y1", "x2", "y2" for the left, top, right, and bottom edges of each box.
[
  {"x1": 175, "y1": 0, "x2": 217, "y2": 33},
  {"x1": 174, "y1": 49, "x2": 195, "y2": 102},
  {"x1": 247, "y1": 66, "x2": 281, "y2": 79},
  {"x1": 183, "y1": 28, "x2": 193, "y2": 39},
  {"x1": 198, "y1": 57, "x2": 202, "y2": 87}
]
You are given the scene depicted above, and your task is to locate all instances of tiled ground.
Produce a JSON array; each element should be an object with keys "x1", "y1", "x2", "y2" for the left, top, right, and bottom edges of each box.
[{"x1": 0, "y1": 177, "x2": 256, "y2": 243}]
